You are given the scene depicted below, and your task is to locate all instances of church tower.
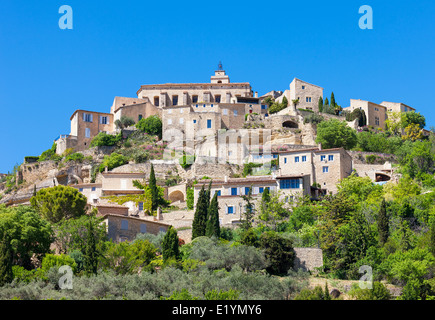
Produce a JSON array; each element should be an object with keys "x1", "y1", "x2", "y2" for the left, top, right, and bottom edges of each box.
[{"x1": 210, "y1": 61, "x2": 230, "y2": 84}]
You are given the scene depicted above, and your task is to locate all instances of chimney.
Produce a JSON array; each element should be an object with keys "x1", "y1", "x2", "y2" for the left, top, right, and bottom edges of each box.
[
  {"x1": 318, "y1": 143, "x2": 322, "y2": 151},
  {"x1": 105, "y1": 166, "x2": 108, "y2": 173},
  {"x1": 224, "y1": 176, "x2": 228, "y2": 183},
  {"x1": 255, "y1": 91, "x2": 258, "y2": 98}
]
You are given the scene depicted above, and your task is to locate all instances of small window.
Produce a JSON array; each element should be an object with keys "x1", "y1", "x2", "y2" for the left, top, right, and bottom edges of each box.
[
  {"x1": 328, "y1": 155, "x2": 334, "y2": 161},
  {"x1": 302, "y1": 155, "x2": 307, "y2": 162},
  {"x1": 154, "y1": 97, "x2": 159, "y2": 106},
  {"x1": 306, "y1": 97, "x2": 312, "y2": 103},
  {"x1": 83, "y1": 113, "x2": 93, "y2": 122},
  {"x1": 179, "y1": 118, "x2": 184, "y2": 124},
  {"x1": 284, "y1": 157, "x2": 287, "y2": 164},
  {"x1": 295, "y1": 156, "x2": 300, "y2": 163},
  {"x1": 203, "y1": 104, "x2": 206, "y2": 108},
  {"x1": 223, "y1": 109, "x2": 228, "y2": 115},
  {"x1": 100, "y1": 116, "x2": 108, "y2": 124},
  {"x1": 159, "y1": 227, "x2": 166, "y2": 233},
  {"x1": 215, "y1": 190, "x2": 221, "y2": 196},
  {"x1": 215, "y1": 95, "x2": 221, "y2": 103},
  {"x1": 234, "y1": 110, "x2": 238, "y2": 116},
  {"x1": 302, "y1": 85, "x2": 305, "y2": 89},
  {"x1": 259, "y1": 187, "x2": 264, "y2": 194},
  {"x1": 91, "y1": 187, "x2": 96, "y2": 192},
  {"x1": 193, "y1": 119, "x2": 197, "y2": 124},
  {"x1": 196, "y1": 104, "x2": 199, "y2": 108},
  {"x1": 231, "y1": 187, "x2": 238, "y2": 196},
  {"x1": 323, "y1": 166, "x2": 329, "y2": 173},
  {"x1": 167, "y1": 119, "x2": 172, "y2": 125},
  {"x1": 227, "y1": 206, "x2": 234, "y2": 214},
  {"x1": 207, "y1": 119, "x2": 212, "y2": 129},
  {"x1": 85, "y1": 128, "x2": 91, "y2": 138},
  {"x1": 121, "y1": 220, "x2": 129, "y2": 230},
  {"x1": 192, "y1": 95, "x2": 198, "y2": 103},
  {"x1": 172, "y1": 95, "x2": 178, "y2": 106},
  {"x1": 245, "y1": 187, "x2": 250, "y2": 195},
  {"x1": 138, "y1": 202, "x2": 144, "y2": 211},
  {"x1": 79, "y1": 188, "x2": 83, "y2": 192},
  {"x1": 140, "y1": 223, "x2": 147, "y2": 233},
  {"x1": 211, "y1": 104, "x2": 214, "y2": 108},
  {"x1": 320, "y1": 155, "x2": 326, "y2": 161},
  {"x1": 138, "y1": 114, "x2": 143, "y2": 121}
]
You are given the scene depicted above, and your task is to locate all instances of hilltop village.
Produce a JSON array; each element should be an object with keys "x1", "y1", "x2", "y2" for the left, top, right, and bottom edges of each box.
[{"x1": 0, "y1": 65, "x2": 428, "y2": 245}]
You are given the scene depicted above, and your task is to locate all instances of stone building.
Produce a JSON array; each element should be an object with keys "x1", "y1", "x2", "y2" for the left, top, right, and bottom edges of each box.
[
  {"x1": 102, "y1": 213, "x2": 170, "y2": 243},
  {"x1": 343, "y1": 99, "x2": 387, "y2": 129},
  {"x1": 379, "y1": 101, "x2": 415, "y2": 113},
  {"x1": 289, "y1": 78, "x2": 324, "y2": 112},
  {"x1": 274, "y1": 147, "x2": 353, "y2": 194},
  {"x1": 71, "y1": 183, "x2": 102, "y2": 205}
]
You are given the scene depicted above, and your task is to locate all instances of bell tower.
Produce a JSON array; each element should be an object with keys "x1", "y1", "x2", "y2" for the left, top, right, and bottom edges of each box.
[{"x1": 211, "y1": 61, "x2": 230, "y2": 84}]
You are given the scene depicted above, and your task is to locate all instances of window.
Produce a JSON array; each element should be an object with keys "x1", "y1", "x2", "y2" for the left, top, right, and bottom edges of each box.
[
  {"x1": 211, "y1": 104, "x2": 214, "y2": 108},
  {"x1": 140, "y1": 223, "x2": 147, "y2": 233},
  {"x1": 159, "y1": 227, "x2": 166, "y2": 233},
  {"x1": 215, "y1": 190, "x2": 221, "y2": 196},
  {"x1": 203, "y1": 104, "x2": 206, "y2": 108},
  {"x1": 195, "y1": 104, "x2": 199, "y2": 108},
  {"x1": 228, "y1": 151, "x2": 232, "y2": 156},
  {"x1": 320, "y1": 155, "x2": 326, "y2": 161},
  {"x1": 302, "y1": 155, "x2": 307, "y2": 162},
  {"x1": 138, "y1": 114, "x2": 143, "y2": 121},
  {"x1": 223, "y1": 109, "x2": 228, "y2": 115},
  {"x1": 295, "y1": 156, "x2": 300, "y2": 163},
  {"x1": 121, "y1": 179, "x2": 127, "y2": 190},
  {"x1": 83, "y1": 113, "x2": 93, "y2": 122},
  {"x1": 244, "y1": 187, "x2": 250, "y2": 195},
  {"x1": 284, "y1": 157, "x2": 287, "y2": 164},
  {"x1": 328, "y1": 155, "x2": 334, "y2": 161},
  {"x1": 234, "y1": 110, "x2": 238, "y2": 116},
  {"x1": 154, "y1": 97, "x2": 159, "y2": 106},
  {"x1": 231, "y1": 187, "x2": 238, "y2": 196},
  {"x1": 302, "y1": 85, "x2": 305, "y2": 89},
  {"x1": 207, "y1": 119, "x2": 212, "y2": 129},
  {"x1": 215, "y1": 95, "x2": 221, "y2": 103},
  {"x1": 91, "y1": 187, "x2": 96, "y2": 192},
  {"x1": 167, "y1": 119, "x2": 172, "y2": 125},
  {"x1": 138, "y1": 202, "x2": 144, "y2": 211},
  {"x1": 259, "y1": 187, "x2": 264, "y2": 194},
  {"x1": 172, "y1": 95, "x2": 178, "y2": 106},
  {"x1": 375, "y1": 116, "x2": 380, "y2": 126},
  {"x1": 85, "y1": 128, "x2": 91, "y2": 138},
  {"x1": 323, "y1": 166, "x2": 329, "y2": 173},
  {"x1": 280, "y1": 179, "x2": 300, "y2": 189},
  {"x1": 374, "y1": 107, "x2": 379, "y2": 111},
  {"x1": 261, "y1": 104, "x2": 267, "y2": 110},
  {"x1": 227, "y1": 206, "x2": 234, "y2": 214},
  {"x1": 121, "y1": 220, "x2": 128, "y2": 230},
  {"x1": 306, "y1": 97, "x2": 312, "y2": 103},
  {"x1": 192, "y1": 95, "x2": 198, "y2": 103},
  {"x1": 193, "y1": 119, "x2": 197, "y2": 124},
  {"x1": 79, "y1": 188, "x2": 83, "y2": 192},
  {"x1": 179, "y1": 118, "x2": 184, "y2": 124},
  {"x1": 168, "y1": 109, "x2": 172, "y2": 114},
  {"x1": 100, "y1": 116, "x2": 108, "y2": 124}
]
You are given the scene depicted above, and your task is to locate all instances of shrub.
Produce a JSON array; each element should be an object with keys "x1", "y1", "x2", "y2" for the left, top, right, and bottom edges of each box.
[
  {"x1": 303, "y1": 113, "x2": 324, "y2": 124},
  {"x1": 65, "y1": 152, "x2": 85, "y2": 163},
  {"x1": 98, "y1": 153, "x2": 127, "y2": 172},
  {"x1": 90, "y1": 132, "x2": 122, "y2": 147},
  {"x1": 348, "y1": 282, "x2": 391, "y2": 300},
  {"x1": 136, "y1": 115, "x2": 163, "y2": 138},
  {"x1": 259, "y1": 231, "x2": 295, "y2": 275},
  {"x1": 40, "y1": 254, "x2": 77, "y2": 276}
]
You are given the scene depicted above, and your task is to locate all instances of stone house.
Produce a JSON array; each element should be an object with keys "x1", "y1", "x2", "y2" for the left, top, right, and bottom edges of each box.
[
  {"x1": 71, "y1": 183, "x2": 102, "y2": 205},
  {"x1": 102, "y1": 213, "x2": 170, "y2": 243},
  {"x1": 274, "y1": 147, "x2": 353, "y2": 194},
  {"x1": 343, "y1": 99, "x2": 387, "y2": 129},
  {"x1": 289, "y1": 78, "x2": 324, "y2": 112},
  {"x1": 379, "y1": 101, "x2": 415, "y2": 113}
]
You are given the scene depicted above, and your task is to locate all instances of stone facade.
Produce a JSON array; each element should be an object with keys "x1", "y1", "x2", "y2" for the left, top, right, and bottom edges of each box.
[
  {"x1": 289, "y1": 78, "x2": 324, "y2": 112},
  {"x1": 71, "y1": 183, "x2": 102, "y2": 205},
  {"x1": 293, "y1": 248, "x2": 323, "y2": 272},
  {"x1": 380, "y1": 101, "x2": 415, "y2": 113},
  {"x1": 344, "y1": 99, "x2": 387, "y2": 129},
  {"x1": 103, "y1": 213, "x2": 170, "y2": 243}
]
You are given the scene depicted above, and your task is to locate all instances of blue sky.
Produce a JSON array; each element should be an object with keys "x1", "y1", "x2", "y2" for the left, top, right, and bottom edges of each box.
[{"x1": 0, "y1": 0, "x2": 434, "y2": 173}]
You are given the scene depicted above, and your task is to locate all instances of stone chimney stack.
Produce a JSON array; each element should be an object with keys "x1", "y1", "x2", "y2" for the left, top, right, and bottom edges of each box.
[
  {"x1": 224, "y1": 176, "x2": 228, "y2": 183},
  {"x1": 255, "y1": 91, "x2": 258, "y2": 98},
  {"x1": 318, "y1": 143, "x2": 322, "y2": 151}
]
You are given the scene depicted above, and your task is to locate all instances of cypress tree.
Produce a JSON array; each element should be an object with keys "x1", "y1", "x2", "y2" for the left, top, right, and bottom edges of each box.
[
  {"x1": 206, "y1": 192, "x2": 220, "y2": 238},
  {"x1": 192, "y1": 186, "x2": 208, "y2": 239},
  {"x1": 0, "y1": 233, "x2": 13, "y2": 287},
  {"x1": 282, "y1": 96, "x2": 289, "y2": 108},
  {"x1": 149, "y1": 163, "x2": 158, "y2": 211},
  {"x1": 324, "y1": 97, "x2": 329, "y2": 106},
  {"x1": 33, "y1": 185, "x2": 37, "y2": 197},
  {"x1": 330, "y1": 92, "x2": 336, "y2": 107},
  {"x1": 324, "y1": 282, "x2": 331, "y2": 300},
  {"x1": 204, "y1": 180, "x2": 212, "y2": 216},
  {"x1": 84, "y1": 220, "x2": 98, "y2": 275},
  {"x1": 162, "y1": 226, "x2": 180, "y2": 261},
  {"x1": 377, "y1": 198, "x2": 389, "y2": 246},
  {"x1": 318, "y1": 96, "x2": 324, "y2": 113}
]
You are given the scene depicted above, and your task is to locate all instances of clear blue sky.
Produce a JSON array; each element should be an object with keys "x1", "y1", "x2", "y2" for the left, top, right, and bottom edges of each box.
[{"x1": 0, "y1": 0, "x2": 434, "y2": 173}]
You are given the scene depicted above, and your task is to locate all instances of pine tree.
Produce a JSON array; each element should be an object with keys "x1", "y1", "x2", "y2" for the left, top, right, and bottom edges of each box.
[
  {"x1": 149, "y1": 163, "x2": 158, "y2": 211},
  {"x1": 192, "y1": 186, "x2": 208, "y2": 240},
  {"x1": 83, "y1": 220, "x2": 98, "y2": 275},
  {"x1": 330, "y1": 92, "x2": 336, "y2": 107},
  {"x1": 162, "y1": 226, "x2": 180, "y2": 261},
  {"x1": 206, "y1": 192, "x2": 220, "y2": 238},
  {"x1": 377, "y1": 198, "x2": 389, "y2": 246},
  {"x1": 318, "y1": 96, "x2": 324, "y2": 113},
  {"x1": 0, "y1": 233, "x2": 13, "y2": 287}
]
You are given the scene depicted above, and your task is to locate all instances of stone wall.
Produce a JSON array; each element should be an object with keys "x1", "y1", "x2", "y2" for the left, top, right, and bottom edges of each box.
[{"x1": 293, "y1": 247, "x2": 323, "y2": 272}]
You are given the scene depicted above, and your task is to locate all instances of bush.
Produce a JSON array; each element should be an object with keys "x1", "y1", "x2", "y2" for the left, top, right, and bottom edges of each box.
[
  {"x1": 348, "y1": 282, "x2": 391, "y2": 300},
  {"x1": 136, "y1": 115, "x2": 163, "y2": 138},
  {"x1": 65, "y1": 152, "x2": 85, "y2": 163},
  {"x1": 258, "y1": 231, "x2": 295, "y2": 276},
  {"x1": 39, "y1": 143, "x2": 62, "y2": 162},
  {"x1": 98, "y1": 153, "x2": 127, "y2": 172},
  {"x1": 186, "y1": 187, "x2": 194, "y2": 210},
  {"x1": 90, "y1": 132, "x2": 122, "y2": 147},
  {"x1": 303, "y1": 113, "x2": 324, "y2": 124},
  {"x1": 315, "y1": 119, "x2": 357, "y2": 150},
  {"x1": 40, "y1": 254, "x2": 78, "y2": 276}
]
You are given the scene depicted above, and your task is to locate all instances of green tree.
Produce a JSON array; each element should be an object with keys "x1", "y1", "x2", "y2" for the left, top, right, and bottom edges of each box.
[
  {"x1": 378, "y1": 198, "x2": 389, "y2": 246},
  {"x1": 0, "y1": 205, "x2": 53, "y2": 269},
  {"x1": 281, "y1": 96, "x2": 288, "y2": 108},
  {"x1": 259, "y1": 191, "x2": 289, "y2": 231},
  {"x1": 114, "y1": 115, "x2": 135, "y2": 130},
  {"x1": 0, "y1": 233, "x2": 13, "y2": 287},
  {"x1": 401, "y1": 111, "x2": 426, "y2": 129},
  {"x1": 259, "y1": 231, "x2": 295, "y2": 276},
  {"x1": 30, "y1": 185, "x2": 87, "y2": 224},
  {"x1": 98, "y1": 153, "x2": 127, "y2": 172},
  {"x1": 83, "y1": 219, "x2": 99, "y2": 275},
  {"x1": 162, "y1": 226, "x2": 180, "y2": 262},
  {"x1": 90, "y1": 132, "x2": 122, "y2": 147},
  {"x1": 192, "y1": 186, "x2": 208, "y2": 240},
  {"x1": 240, "y1": 186, "x2": 255, "y2": 231},
  {"x1": 135, "y1": 115, "x2": 163, "y2": 139},
  {"x1": 149, "y1": 163, "x2": 159, "y2": 211},
  {"x1": 315, "y1": 118, "x2": 357, "y2": 150},
  {"x1": 205, "y1": 192, "x2": 220, "y2": 238},
  {"x1": 318, "y1": 96, "x2": 324, "y2": 112},
  {"x1": 186, "y1": 187, "x2": 194, "y2": 210}
]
